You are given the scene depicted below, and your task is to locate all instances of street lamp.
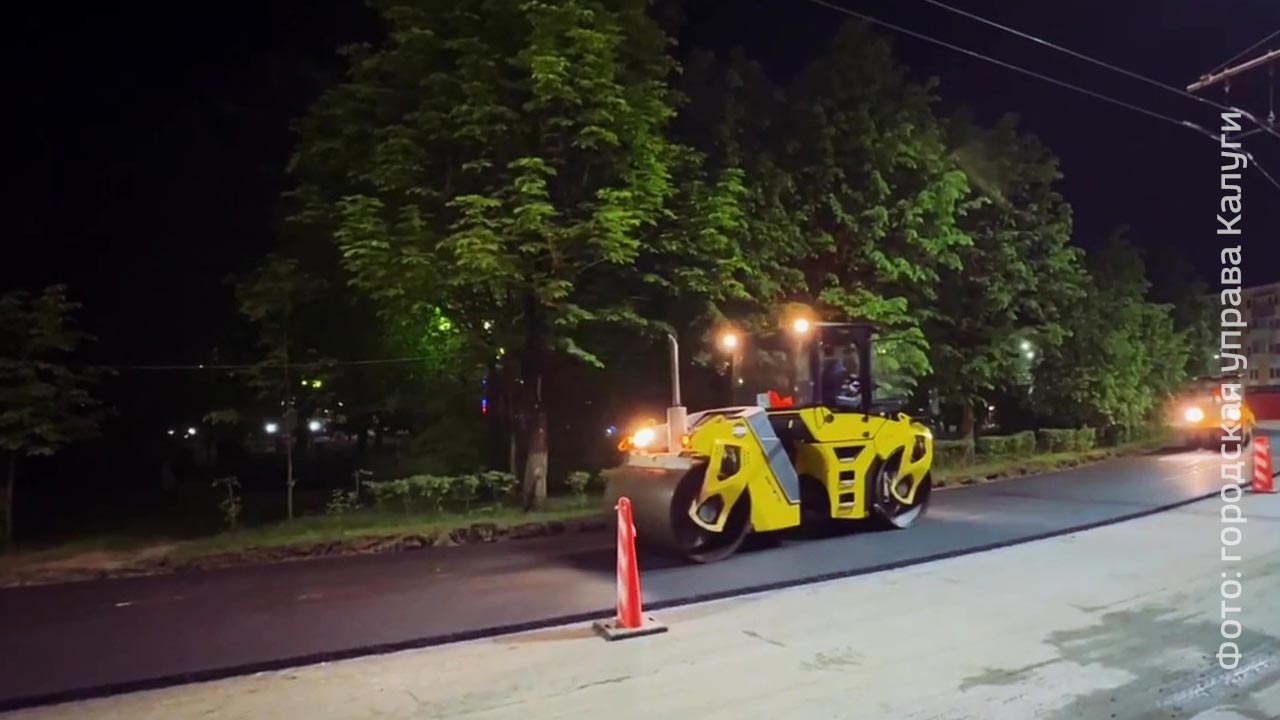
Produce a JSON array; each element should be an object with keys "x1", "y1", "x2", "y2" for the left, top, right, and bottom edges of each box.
[
  {"x1": 665, "y1": 332, "x2": 687, "y2": 448},
  {"x1": 1019, "y1": 339, "x2": 1032, "y2": 352}
]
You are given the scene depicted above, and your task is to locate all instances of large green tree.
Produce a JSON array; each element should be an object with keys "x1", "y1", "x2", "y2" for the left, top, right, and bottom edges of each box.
[
  {"x1": 233, "y1": 254, "x2": 320, "y2": 521},
  {"x1": 1147, "y1": 249, "x2": 1216, "y2": 379},
  {"x1": 0, "y1": 286, "x2": 103, "y2": 548},
  {"x1": 288, "y1": 0, "x2": 747, "y2": 508},
  {"x1": 1034, "y1": 231, "x2": 1188, "y2": 429},
  {"x1": 673, "y1": 25, "x2": 973, "y2": 394},
  {"x1": 928, "y1": 112, "x2": 1087, "y2": 436},
  {"x1": 786, "y1": 22, "x2": 972, "y2": 391}
]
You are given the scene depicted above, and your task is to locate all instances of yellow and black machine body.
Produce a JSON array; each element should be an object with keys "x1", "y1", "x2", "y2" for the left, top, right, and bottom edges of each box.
[
  {"x1": 1164, "y1": 374, "x2": 1256, "y2": 449},
  {"x1": 603, "y1": 321, "x2": 935, "y2": 562}
]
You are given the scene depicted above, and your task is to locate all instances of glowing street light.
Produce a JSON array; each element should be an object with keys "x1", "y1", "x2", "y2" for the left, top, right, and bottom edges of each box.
[
  {"x1": 1019, "y1": 339, "x2": 1032, "y2": 352},
  {"x1": 791, "y1": 317, "x2": 812, "y2": 335},
  {"x1": 308, "y1": 419, "x2": 324, "y2": 433},
  {"x1": 718, "y1": 331, "x2": 740, "y2": 352},
  {"x1": 264, "y1": 422, "x2": 280, "y2": 434}
]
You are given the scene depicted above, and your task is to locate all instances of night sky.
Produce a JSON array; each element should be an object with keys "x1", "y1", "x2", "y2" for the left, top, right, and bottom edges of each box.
[{"x1": 10, "y1": 0, "x2": 1280, "y2": 368}]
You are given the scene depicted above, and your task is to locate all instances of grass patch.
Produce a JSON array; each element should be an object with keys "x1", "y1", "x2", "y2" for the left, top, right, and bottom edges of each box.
[
  {"x1": 175, "y1": 498, "x2": 601, "y2": 558},
  {"x1": 0, "y1": 496, "x2": 604, "y2": 578},
  {"x1": 0, "y1": 535, "x2": 163, "y2": 572},
  {"x1": 933, "y1": 434, "x2": 1168, "y2": 485},
  {"x1": 0, "y1": 432, "x2": 1175, "y2": 583}
]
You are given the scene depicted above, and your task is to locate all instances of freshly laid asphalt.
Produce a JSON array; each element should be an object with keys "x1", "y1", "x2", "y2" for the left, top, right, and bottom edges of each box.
[{"x1": 0, "y1": 444, "x2": 1257, "y2": 711}]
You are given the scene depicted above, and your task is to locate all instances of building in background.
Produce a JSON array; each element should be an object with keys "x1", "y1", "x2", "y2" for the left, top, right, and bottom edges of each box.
[
  {"x1": 1241, "y1": 281, "x2": 1280, "y2": 423},
  {"x1": 1244, "y1": 281, "x2": 1280, "y2": 387}
]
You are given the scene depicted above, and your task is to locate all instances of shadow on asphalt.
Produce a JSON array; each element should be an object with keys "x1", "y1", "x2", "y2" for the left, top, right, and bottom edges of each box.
[
  {"x1": 552, "y1": 518, "x2": 890, "y2": 577},
  {"x1": 1147, "y1": 445, "x2": 1195, "y2": 456}
]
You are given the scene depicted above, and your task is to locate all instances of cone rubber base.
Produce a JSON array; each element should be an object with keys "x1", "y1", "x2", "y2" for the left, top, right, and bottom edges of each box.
[{"x1": 593, "y1": 615, "x2": 668, "y2": 641}]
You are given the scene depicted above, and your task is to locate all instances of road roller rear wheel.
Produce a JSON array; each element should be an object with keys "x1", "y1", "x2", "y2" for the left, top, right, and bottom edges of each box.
[{"x1": 870, "y1": 456, "x2": 931, "y2": 529}]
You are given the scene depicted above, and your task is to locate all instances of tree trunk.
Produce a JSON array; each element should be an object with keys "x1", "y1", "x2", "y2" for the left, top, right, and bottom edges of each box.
[
  {"x1": 520, "y1": 294, "x2": 548, "y2": 511},
  {"x1": 283, "y1": 336, "x2": 294, "y2": 521},
  {"x1": 509, "y1": 432, "x2": 519, "y2": 478},
  {"x1": 4, "y1": 452, "x2": 15, "y2": 551},
  {"x1": 522, "y1": 375, "x2": 548, "y2": 511},
  {"x1": 960, "y1": 402, "x2": 976, "y2": 440},
  {"x1": 286, "y1": 441, "x2": 295, "y2": 522}
]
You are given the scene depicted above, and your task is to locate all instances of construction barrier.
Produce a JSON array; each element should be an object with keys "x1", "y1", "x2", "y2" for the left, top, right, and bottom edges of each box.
[
  {"x1": 1253, "y1": 434, "x2": 1274, "y2": 494},
  {"x1": 593, "y1": 496, "x2": 667, "y2": 640}
]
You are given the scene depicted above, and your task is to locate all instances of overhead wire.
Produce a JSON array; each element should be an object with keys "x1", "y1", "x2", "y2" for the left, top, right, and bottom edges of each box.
[
  {"x1": 917, "y1": 0, "x2": 1280, "y2": 141},
  {"x1": 1208, "y1": 28, "x2": 1280, "y2": 75},
  {"x1": 801, "y1": 0, "x2": 1280, "y2": 193}
]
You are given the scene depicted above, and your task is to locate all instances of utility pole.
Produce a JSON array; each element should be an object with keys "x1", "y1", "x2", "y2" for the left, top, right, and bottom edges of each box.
[{"x1": 1187, "y1": 48, "x2": 1279, "y2": 93}]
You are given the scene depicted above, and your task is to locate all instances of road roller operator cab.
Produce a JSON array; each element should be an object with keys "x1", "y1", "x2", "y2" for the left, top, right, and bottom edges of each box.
[{"x1": 603, "y1": 319, "x2": 935, "y2": 563}]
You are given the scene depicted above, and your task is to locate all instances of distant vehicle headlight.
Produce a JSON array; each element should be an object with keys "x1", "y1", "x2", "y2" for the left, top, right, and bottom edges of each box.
[
  {"x1": 308, "y1": 419, "x2": 324, "y2": 433},
  {"x1": 1183, "y1": 406, "x2": 1205, "y2": 423},
  {"x1": 264, "y1": 422, "x2": 279, "y2": 434}
]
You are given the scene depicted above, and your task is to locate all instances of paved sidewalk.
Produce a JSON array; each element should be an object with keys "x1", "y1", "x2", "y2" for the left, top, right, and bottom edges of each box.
[{"x1": 8, "y1": 492, "x2": 1279, "y2": 720}]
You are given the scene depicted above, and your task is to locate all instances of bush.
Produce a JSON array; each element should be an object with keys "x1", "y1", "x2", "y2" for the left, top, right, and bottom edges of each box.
[
  {"x1": 1100, "y1": 424, "x2": 1128, "y2": 447},
  {"x1": 1076, "y1": 426, "x2": 1097, "y2": 452},
  {"x1": 479, "y1": 470, "x2": 518, "y2": 504},
  {"x1": 976, "y1": 434, "x2": 1019, "y2": 457},
  {"x1": 566, "y1": 471, "x2": 592, "y2": 499},
  {"x1": 364, "y1": 475, "x2": 446, "y2": 514},
  {"x1": 414, "y1": 475, "x2": 453, "y2": 513},
  {"x1": 934, "y1": 438, "x2": 975, "y2": 466},
  {"x1": 450, "y1": 474, "x2": 481, "y2": 512},
  {"x1": 366, "y1": 471, "x2": 522, "y2": 515},
  {"x1": 1037, "y1": 428, "x2": 1079, "y2": 453},
  {"x1": 212, "y1": 476, "x2": 242, "y2": 530},
  {"x1": 976, "y1": 432, "x2": 1036, "y2": 457},
  {"x1": 326, "y1": 489, "x2": 360, "y2": 517},
  {"x1": 1012, "y1": 430, "x2": 1036, "y2": 456},
  {"x1": 366, "y1": 480, "x2": 401, "y2": 510}
]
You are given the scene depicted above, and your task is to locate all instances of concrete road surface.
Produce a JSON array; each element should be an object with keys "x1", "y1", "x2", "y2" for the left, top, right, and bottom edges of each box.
[{"x1": 7, "y1": 491, "x2": 1278, "y2": 720}]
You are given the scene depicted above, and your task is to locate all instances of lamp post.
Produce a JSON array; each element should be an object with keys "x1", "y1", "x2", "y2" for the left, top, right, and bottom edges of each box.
[{"x1": 666, "y1": 332, "x2": 687, "y2": 448}]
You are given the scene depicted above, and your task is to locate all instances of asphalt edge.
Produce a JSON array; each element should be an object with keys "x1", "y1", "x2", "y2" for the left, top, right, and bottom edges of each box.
[{"x1": 0, "y1": 481, "x2": 1246, "y2": 715}]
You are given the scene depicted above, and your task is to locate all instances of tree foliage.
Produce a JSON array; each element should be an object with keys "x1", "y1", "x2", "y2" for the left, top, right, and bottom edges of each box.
[
  {"x1": 674, "y1": 26, "x2": 972, "y2": 387},
  {"x1": 266, "y1": 7, "x2": 1210, "y2": 504},
  {"x1": 0, "y1": 285, "x2": 104, "y2": 547},
  {"x1": 288, "y1": 0, "x2": 754, "y2": 507},
  {"x1": 232, "y1": 254, "x2": 323, "y2": 520},
  {"x1": 926, "y1": 112, "x2": 1087, "y2": 431},
  {"x1": 1034, "y1": 232, "x2": 1189, "y2": 429},
  {"x1": 788, "y1": 24, "x2": 972, "y2": 386}
]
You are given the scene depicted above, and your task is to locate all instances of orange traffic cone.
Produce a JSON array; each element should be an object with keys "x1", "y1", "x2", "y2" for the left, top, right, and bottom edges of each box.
[
  {"x1": 1252, "y1": 434, "x2": 1275, "y2": 494},
  {"x1": 593, "y1": 496, "x2": 667, "y2": 640}
]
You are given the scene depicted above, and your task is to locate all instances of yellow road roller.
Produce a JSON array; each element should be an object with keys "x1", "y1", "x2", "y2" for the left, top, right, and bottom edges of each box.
[
  {"x1": 602, "y1": 315, "x2": 935, "y2": 562},
  {"x1": 1164, "y1": 374, "x2": 1256, "y2": 449}
]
